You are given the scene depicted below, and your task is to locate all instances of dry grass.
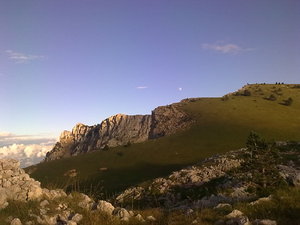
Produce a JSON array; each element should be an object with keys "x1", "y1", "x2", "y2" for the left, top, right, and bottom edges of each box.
[
  {"x1": 235, "y1": 187, "x2": 300, "y2": 225},
  {"x1": 1, "y1": 187, "x2": 299, "y2": 225}
]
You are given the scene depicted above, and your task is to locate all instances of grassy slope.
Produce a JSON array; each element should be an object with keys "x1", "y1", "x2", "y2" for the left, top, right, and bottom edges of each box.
[{"x1": 27, "y1": 84, "x2": 300, "y2": 197}]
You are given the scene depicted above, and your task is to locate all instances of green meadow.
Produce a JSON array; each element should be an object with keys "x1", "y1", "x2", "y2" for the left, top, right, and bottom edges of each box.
[{"x1": 27, "y1": 84, "x2": 300, "y2": 198}]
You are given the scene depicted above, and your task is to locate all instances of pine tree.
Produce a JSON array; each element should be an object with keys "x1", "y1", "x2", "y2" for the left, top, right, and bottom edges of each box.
[{"x1": 242, "y1": 132, "x2": 285, "y2": 195}]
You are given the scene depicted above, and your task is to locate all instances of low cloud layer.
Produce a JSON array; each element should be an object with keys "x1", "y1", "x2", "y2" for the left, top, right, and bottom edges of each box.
[
  {"x1": 0, "y1": 143, "x2": 53, "y2": 167},
  {"x1": 202, "y1": 43, "x2": 251, "y2": 54},
  {"x1": 0, "y1": 132, "x2": 56, "y2": 167},
  {"x1": 0, "y1": 132, "x2": 56, "y2": 146}
]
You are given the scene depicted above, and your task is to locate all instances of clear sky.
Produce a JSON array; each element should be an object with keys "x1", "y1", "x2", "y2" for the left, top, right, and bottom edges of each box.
[{"x1": 0, "y1": 0, "x2": 299, "y2": 166}]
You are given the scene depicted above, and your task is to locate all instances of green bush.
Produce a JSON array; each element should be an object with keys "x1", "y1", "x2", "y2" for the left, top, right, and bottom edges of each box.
[
  {"x1": 221, "y1": 95, "x2": 229, "y2": 101},
  {"x1": 243, "y1": 90, "x2": 252, "y2": 96},
  {"x1": 102, "y1": 145, "x2": 109, "y2": 151},
  {"x1": 237, "y1": 132, "x2": 286, "y2": 195},
  {"x1": 124, "y1": 141, "x2": 132, "y2": 147},
  {"x1": 234, "y1": 90, "x2": 251, "y2": 96},
  {"x1": 265, "y1": 94, "x2": 277, "y2": 101},
  {"x1": 282, "y1": 97, "x2": 293, "y2": 106}
]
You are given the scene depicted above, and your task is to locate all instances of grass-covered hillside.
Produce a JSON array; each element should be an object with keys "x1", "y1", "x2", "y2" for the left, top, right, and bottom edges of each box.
[{"x1": 27, "y1": 84, "x2": 300, "y2": 198}]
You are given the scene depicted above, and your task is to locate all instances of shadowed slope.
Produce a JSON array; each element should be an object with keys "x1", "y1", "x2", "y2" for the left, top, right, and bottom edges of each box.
[{"x1": 27, "y1": 84, "x2": 300, "y2": 197}]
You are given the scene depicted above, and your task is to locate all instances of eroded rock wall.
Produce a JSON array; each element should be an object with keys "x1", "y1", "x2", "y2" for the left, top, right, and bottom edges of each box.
[
  {"x1": 45, "y1": 103, "x2": 193, "y2": 161},
  {"x1": 149, "y1": 104, "x2": 193, "y2": 139}
]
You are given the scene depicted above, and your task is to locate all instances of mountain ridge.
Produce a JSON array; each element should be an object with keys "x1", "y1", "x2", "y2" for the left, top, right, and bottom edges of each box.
[
  {"x1": 44, "y1": 83, "x2": 300, "y2": 163},
  {"x1": 45, "y1": 103, "x2": 194, "y2": 161},
  {"x1": 29, "y1": 83, "x2": 300, "y2": 201}
]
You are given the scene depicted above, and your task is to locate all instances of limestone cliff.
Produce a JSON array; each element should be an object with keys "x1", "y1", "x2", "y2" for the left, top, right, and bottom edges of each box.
[
  {"x1": 45, "y1": 103, "x2": 193, "y2": 161},
  {"x1": 149, "y1": 104, "x2": 193, "y2": 139}
]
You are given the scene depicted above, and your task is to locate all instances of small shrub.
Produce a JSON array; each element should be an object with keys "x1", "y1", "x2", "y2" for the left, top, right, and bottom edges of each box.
[
  {"x1": 102, "y1": 145, "x2": 109, "y2": 151},
  {"x1": 124, "y1": 141, "x2": 131, "y2": 147},
  {"x1": 235, "y1": 90, "x2": 251, "y2": 96},
  {"x1": 221, "y1": 95, "x2": 229, "y2": 101},
  {"x1": 254, "y1": 88, "x2": 263, "y2": 94},
  {"x1": 243, "y1": 90, "x2": 251, "y2": 96},
  {"x1": 235, "y1": 187, "x2": 300, "y2": 225},
  {"x1": 0, "y1": 200, "x2": 40, "y2": 224},
  {"x1": 117, "y1": 151, "x2": 124, "y2": 157},
  {"x1": 265, "y1": 94, "x2": 277, "y2": 101},
  {"x1": 281, "y1": 97, "x2": 293, "y2": 106}
]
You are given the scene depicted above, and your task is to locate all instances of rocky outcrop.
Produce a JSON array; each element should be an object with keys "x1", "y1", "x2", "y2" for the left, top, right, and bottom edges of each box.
[
  {"x1": 45, "y1": 114, "x2": 152, "y2": 161},
  {"x1": 0, "y1": 159, "x2": 147, "y2": 225},
  {"x1": 223, "y1": 209, "x2": 250, "y2": 225},
  {"x1": 278, "y1": 165, "x2": 300, "y2": 186},
  {"x1": 114, "y1": 143, "x2": 300, "y2": 210},
  {"x1": 115, "y1": 150, "x2": 245, "y2": 208},
  {"x1": 97, "y1": 114, "x2": 152, "y2": 148},
  {"x1": 0, "y1": 158, "x2": 69, "y2": 210},
  {"x1": 149, "y1": 104, "x2": 193, "y2": 139},
  {"x1": 45, "y1": 103, "x2": 193, "y2": 161},
  {"x1": 0, "y1": 159, "x2": 43, "y2": 208}
]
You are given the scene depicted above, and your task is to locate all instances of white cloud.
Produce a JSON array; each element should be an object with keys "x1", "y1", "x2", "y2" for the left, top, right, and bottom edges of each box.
[
  {"x1": 136, "y1": 86, "x2": 148, "y2": 89},
  {"x1": 5, "y1": 50, "x2": 44, "y2": 63},
  {"x1": 0, "y1": 132, "x2": 12, "y2": 137},
  {"x1": 0, "y1": 132, "x2": 56, "y2": 146},
  {"x1": 202, "y1": 43, "x2": 251, "y2": 54},
  {"x1": 178, "y1": 87, "x2": 183, "y2": 91},
  {"x1": 0, "y1": 143, "x2": 53, "y2": 168},
  {"x1": 0, "y1": 132, "x2": 56, "y2": 167}
]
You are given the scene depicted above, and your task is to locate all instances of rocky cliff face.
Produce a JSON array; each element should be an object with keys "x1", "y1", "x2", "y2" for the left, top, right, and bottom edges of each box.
[
  {"x1": 45, "y1": 103, "x2": 193, "y2": 162},
  {"x1": 149, "y1": 104, "x2": 193, "y2": 139}
]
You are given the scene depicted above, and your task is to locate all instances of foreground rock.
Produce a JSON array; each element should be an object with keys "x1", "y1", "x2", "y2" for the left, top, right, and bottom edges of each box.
[
  {"x1": 115, "y1": 143, "x2": 300, "y2": 210},
  {"x1": 115, "y1": 150, "x2": 245, "y2": 208},
  {"x1": 0, "y1": 159, "x2": 43, "y2": 208},
  {"x1": 45, "y1": 103, "x2": 194, "y2": 161},
  {"x1": 278, "y1": 165, "x2": 300, "y2": 186},
  {"x1": 96, "y1": 200, "x2": 115, "y2": 215},
  {"x1": 224, "y1": 209, "x2": 250, "y2": 225},
  {"x1": 0, "y1": 159, "x2": 146, "y2": 225}
]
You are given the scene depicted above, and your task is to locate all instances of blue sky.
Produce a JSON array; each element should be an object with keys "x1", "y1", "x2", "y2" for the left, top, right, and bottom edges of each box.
[{"x1": 1, "y1": 0, "x2": 299, "y2": 141}]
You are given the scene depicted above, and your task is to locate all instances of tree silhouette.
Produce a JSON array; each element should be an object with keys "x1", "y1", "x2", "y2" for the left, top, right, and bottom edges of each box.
[{"x1": 240, "y1": 132, "x2": 285, "y2": 195}]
